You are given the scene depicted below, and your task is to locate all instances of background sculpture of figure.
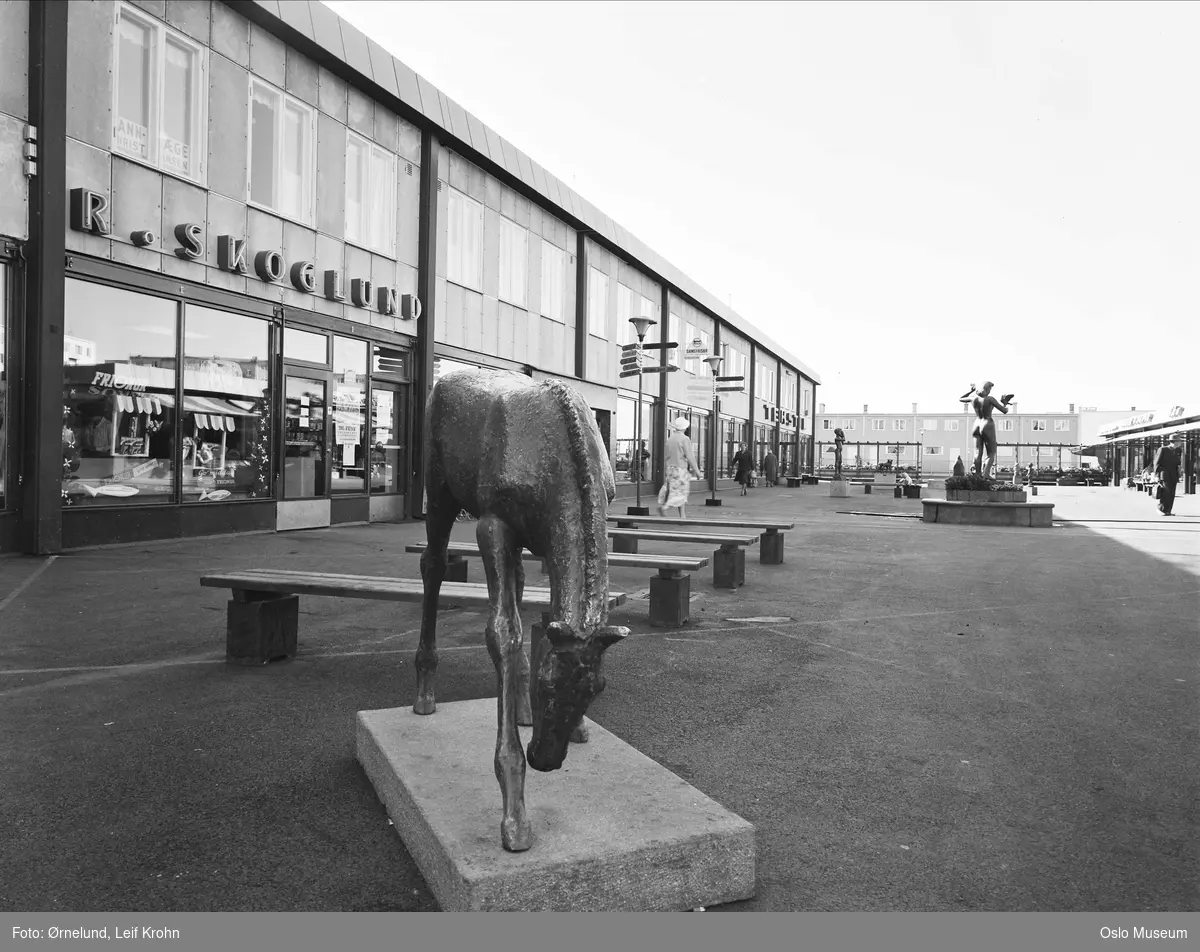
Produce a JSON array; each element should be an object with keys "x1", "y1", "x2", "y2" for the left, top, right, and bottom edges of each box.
[
  {"x1": 416, "y1": 368, "x2": 629, "y2": 853},
  {"x1": 969, "y1": 381, "x2": 1014, "y2": 479},
  {"x1": 952, "y1": 455, "x2": 966, "y2": 478},
  {"x1": 832, "y1": 428, "x2": 847, "y2": 478}
]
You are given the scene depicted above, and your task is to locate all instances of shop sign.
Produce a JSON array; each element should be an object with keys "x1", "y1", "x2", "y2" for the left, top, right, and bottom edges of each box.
[
  {"x1": 683, "y1": 337, "x2": 710, "y2": 360},
  {"x1": 90, "y1": 371, "x2": 147, "y2": 392},
  {"x1": 68, "y1": 187, "x2": 422, "y2": 321},
  {"x1": 1097, "y1": 406, "x2": 1189, "y2": 438}
]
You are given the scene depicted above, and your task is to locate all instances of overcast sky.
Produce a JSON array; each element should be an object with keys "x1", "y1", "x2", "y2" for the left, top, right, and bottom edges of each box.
[{"x1": 326, "y1": 0, "x2": 1197, "y2": 416}]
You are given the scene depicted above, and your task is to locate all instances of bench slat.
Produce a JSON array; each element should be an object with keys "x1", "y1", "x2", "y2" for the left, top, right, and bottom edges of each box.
[
  {"x1": 607, "y1": 515, "x2": 793, "y2": 531},
  {"x1": 200, "y1": 572, "x2": 626, "y2": 609},
  {"x1": 608, "y1": 529, "x2": 759, "y2": 545},
  {"x1": 402, "y1": 542, "x2": 708, "y2": 570}
]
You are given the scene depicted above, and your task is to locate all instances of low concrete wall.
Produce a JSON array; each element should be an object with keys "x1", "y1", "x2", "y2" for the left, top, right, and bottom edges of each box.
[{"x1": 921, "y1": 499, "x2": 1054, "y2": 527}]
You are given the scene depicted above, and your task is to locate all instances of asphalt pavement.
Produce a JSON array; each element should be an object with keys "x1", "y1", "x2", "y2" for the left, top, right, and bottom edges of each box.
[{"x1": 0, "y1": 481, "x2": 1196, "y2": 911}]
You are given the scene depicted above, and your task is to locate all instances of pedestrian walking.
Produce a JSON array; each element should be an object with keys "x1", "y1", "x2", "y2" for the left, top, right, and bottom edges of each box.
[
  {"x1": 1154, "y1": 434, "x2": 1182, "y2": 516},
  {"x1": 657, "y1": 418, "x2": 702, "y2": 518},
  {"x1": 764, "y1": 449, "x2": 778, "y2": 487},
  {"x1": 731, "y1": 442, "x2": 754, "y2": 496}
]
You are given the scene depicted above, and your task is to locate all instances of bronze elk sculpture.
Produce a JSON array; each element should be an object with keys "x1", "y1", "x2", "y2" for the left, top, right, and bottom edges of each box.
[{"x1": 415, "y1": 368, "x2": 629, "y2": 852}]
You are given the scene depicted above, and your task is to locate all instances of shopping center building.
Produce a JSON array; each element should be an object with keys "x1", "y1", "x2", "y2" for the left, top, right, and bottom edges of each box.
[{"x1": 0, "y1": 0, "x2": 820, "y2": 555}]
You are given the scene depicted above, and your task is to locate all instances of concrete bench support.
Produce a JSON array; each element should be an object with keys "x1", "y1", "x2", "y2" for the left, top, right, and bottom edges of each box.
[
  {"x1": 713, "y1": 545, "x2": 745, "y2": 589},
  {"x1": 227, "y1": 592, "x2": 299, "y2": 665},
  {"x1": 612, "y1": 519, "x2": 639, "y2": 554},
  {"x1": 649, "y1": 569, "x2": 691, "y2": 627},
  {"x1": 759, "y1": 530, "x2": 784, "y2": 565}
]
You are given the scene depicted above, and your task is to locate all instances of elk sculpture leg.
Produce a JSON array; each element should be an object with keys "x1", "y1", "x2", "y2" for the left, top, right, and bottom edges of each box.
[
  {"x1": 513, "y1": 557, "x2": 533, "y2": 727},
  {"x1": 476, "y1": 512, "x2": 533, "y2": 852},
  {"x1": 413, "y1": 484, "x2": 459, "y2": 716}
]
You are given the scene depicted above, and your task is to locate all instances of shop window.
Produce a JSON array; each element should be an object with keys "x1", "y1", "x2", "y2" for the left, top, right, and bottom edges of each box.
[
  {"x1": 249, "y1": 79, "x2": 315, "y2": 224},
  {"x1": 923, "y1": 419, "x2": 937, "y2": 430},
  {"x1": 614, "y1": 393, "x2": 654, "y2": 484},
  {"x1": 446, "y1": 188, "x2": 483, "y2": 292},
  {"x1": 893, "y1": 419, "x2": 907, "y2": 430},
  {"x1": 62, "y1": 280, "x2": 178, "y2": 508},
  {"x1": 345, "y1": 131, "x2": 397, "y2": 256},
  {"x1": 540, "y1": 241, "x2": 566, "y2": 322},
  {"x1": 498, "y1": 217, "x2": 527, "y2": 308},
  {"x1": 926, "y1": 446, "x2": 943, "y2": 455},
  {"x1": 0, "y1": 264, "x2": 7, "y2": 509},
  {"x1": 332, "y1": 337, "x2": 368, "y2": 495},
  {"x1": 587, "y1": 267, "x2": 609, "y2": 339},
  {"x1": 181, "y1": 306, "x2": 272, "y2": 503},
  {"x1": 112, "y1": 2, "x2": 207, "y2": 183},
  {"x1": 284, "y1": 327, "x2": 328, "y2": 365}
]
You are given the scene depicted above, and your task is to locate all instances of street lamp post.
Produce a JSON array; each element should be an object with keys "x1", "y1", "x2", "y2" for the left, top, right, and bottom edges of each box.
[
  {"x1": 702, "y1": 354, "x2": 724, "y2": 506},
  {"x1": 627, "y1": 316, "x2": 657, "y2": 516}
]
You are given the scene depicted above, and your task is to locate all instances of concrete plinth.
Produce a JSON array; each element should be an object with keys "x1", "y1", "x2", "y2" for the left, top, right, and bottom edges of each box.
[
  {"x1": 713, "y1": 546, "x2": 745, "y2": 588},
  {"x1": 828, "y1": 479, "x2": 850, "y2": 498},
  {"x1": 612, "y1": 520, "x2": 639, "y2": 554},
  {"x1": 649, "y1": 572, "x2": 691, "y2": 627},
  {"x1": 226, "y1": 594, "x2": 298, "y2": 665},
  {"x1": 356, "y1": 701, "x2": 756, "y2": 911},
  {"x1": 759, "y1": 531, "x2": 784, "y2": 565}
]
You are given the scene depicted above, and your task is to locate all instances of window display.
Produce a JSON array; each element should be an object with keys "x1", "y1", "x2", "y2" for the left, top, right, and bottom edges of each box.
[
  {"x1": 62, "y1": 280, "x2": 178, "y2": 507},
  {"x1": 182, "y1": 306, "x2": 272, "y2": 502}
]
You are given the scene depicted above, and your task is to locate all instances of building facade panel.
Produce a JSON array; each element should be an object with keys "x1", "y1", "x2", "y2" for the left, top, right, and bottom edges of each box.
[
  {"x1": 0, "y1": 0, "x2": 29, "y2": 124},
  {"x1": 0, "y1": 0, "x2": 821, "y2": 554}
]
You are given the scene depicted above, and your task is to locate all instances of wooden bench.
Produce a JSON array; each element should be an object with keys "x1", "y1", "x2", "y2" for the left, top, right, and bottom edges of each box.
[
  {"x1": 606, "y1": 527, "x2": 759, "y2": 589},
  {"x1": 608, "y1": 514, "x2": 791, "y2": 566},
  {"x1": 201, "y1": 569, "x2": 628, "y2": 665},
  {"x1": 404, "y1": 543, "x2": 709, "y2": 628}
]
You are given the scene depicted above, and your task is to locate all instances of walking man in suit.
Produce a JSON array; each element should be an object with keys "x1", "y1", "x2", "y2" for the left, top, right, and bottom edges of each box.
[{"x1": 1153, "y1": 434, "x2": 1182, "y2": 516}]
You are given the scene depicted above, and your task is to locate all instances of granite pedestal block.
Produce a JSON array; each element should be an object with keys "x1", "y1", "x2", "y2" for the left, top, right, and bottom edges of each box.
[
  {"x1": 828, "y1": 479, "x2": 850, "y2": 498},
  {"x1": 356, "y1": 700, "x2": 756, "y2": 911},
  {"x1": 612, "y1": 520, "x2": 639, "y2": 554}
]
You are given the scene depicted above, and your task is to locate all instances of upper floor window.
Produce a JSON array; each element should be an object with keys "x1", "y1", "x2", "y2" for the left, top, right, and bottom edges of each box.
[
  {"x1": 540, "y1": 241, "x2": 566, "y2": 322},
  {"x1": 945, "y1": 420, "x2": 959, "y2": 431},
  {"x1": 345, "y1": 131, "x2": 396, "y2": 256},
  {"x1": 668, "y1": 314, "x2": 681, "y2": 366},
  {"x1": 1032, "y1": 420, "x2": 1047, "y2": 431},
  {"x1": 872, "y1": 419, "x2": 885, "y2": 431},
  {"x1": 249, "y1": 79, "x2": 315, "y2": 224},
  {"x1": 842, "y1": 420, "x2": 856, "y2": 430},
  {"x1": 446, "y1": 188, "x2": 483, "y2": 291},
  {"x1": 822, "y1": 419, "x2": 832, "y2": 430},
  {"x1": 1054, "y1": 420, "x2": 1071, "y2": 431},
  {"x1": 113, "y1": 2, "x2": 207, "y2": 183},
  {"x1": 999, "y1": 419, "x2": 1014, "y2": 431},
  {"x1": 499, "y1": 217, "x2": 528, "y2": 308},
  {"x1": 923, "y1": 419, "x2": 937, "y2": 430},
  {"x1": 893, "y1": 419, "x2": 906, "y2": 430},
  {"x1": 587, "y1": 267, "x2": 609, "y2": 338}
]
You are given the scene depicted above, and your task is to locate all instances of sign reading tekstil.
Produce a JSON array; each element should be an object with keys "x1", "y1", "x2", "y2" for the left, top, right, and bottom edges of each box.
[{"x1": 69, "y1": 187, "x2": 421, "y2": 321}]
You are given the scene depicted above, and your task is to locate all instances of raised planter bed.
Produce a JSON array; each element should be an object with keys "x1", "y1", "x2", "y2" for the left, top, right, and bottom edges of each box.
[
  {"x1": 946, "y1": 489, "x2": 1028, "y2": 504},
  {"x1": 922, "y1": 499, "x2": 1054, "y2": 527}
]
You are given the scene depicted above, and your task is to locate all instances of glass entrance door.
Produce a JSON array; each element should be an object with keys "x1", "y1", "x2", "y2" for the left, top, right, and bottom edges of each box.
[
  {"x1": 283, "y1": 375, "x2": 327, "y2": 499},
  {"x1": 370, "y1": 384, "x2": 407, "y2": 495}
]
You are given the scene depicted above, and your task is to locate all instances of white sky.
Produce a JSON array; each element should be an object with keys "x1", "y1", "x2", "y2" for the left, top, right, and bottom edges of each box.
[{"x1": 325, "y1": 0, "x2": 1198, "y2": 415}]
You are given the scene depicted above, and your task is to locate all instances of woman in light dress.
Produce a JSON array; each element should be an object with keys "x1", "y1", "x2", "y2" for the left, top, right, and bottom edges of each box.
[{"x1": 657, "y1": 417, "x2": 702, "y2": 518}]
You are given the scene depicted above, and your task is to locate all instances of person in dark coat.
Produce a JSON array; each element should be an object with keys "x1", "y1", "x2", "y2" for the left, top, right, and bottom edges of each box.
[
  {"x1": 731, "y1": 443, "x2": 754, "y2": 495},
  {"x1": 764, "y1": 449, "x2": 778, "y2": 487},
  {"x1": 1154, "y1": 434, "x2": 1182, "y2": 516}
]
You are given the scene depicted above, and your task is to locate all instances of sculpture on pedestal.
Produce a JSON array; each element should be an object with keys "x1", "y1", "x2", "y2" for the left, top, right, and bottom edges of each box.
[
  {"x1": 415, "y1": 368, "x2": 629, "y2": 853},
  {"x1": 833, "y1": 428, "x2": 846, "y2": 479},
  {"x1": 963, "y1": 381, "x2": 1014, "y2": 479}
]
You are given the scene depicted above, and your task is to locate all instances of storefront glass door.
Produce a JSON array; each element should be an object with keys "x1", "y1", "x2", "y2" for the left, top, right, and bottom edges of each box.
[
  {"x1": 283, "y1": 375, "x2": 327, "y2": 499},
  {"x1": 370, "y1": 384, "x2": 407, "y2": 495}
]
